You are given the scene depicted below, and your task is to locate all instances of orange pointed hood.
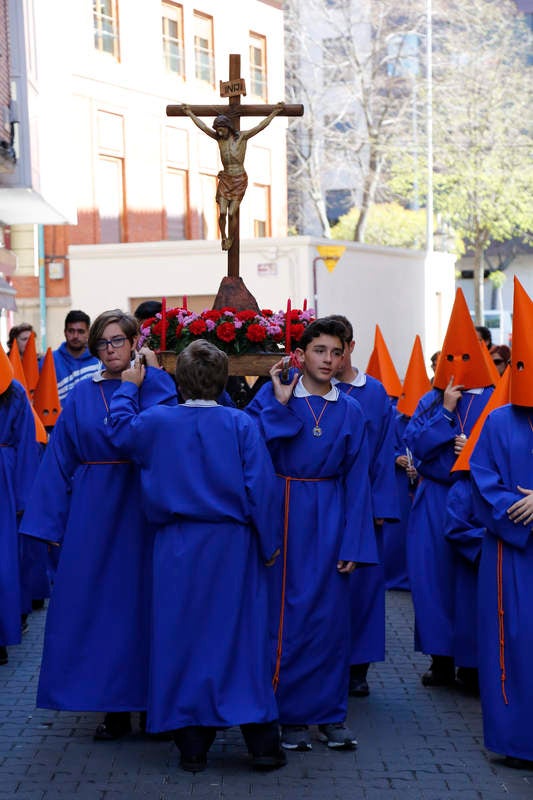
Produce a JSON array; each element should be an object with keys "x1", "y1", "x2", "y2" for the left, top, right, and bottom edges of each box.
[
  {"x1": 396, "y1": 335, "x2": 432, "y2": 417},
  {"x1": 31, "y1": 405, "x2": 48, "y2": 444},
  {"x1": 366, "y1": 325, "x2": 403, "y2": 398},
  {"x1": 433, "y1": 289, "x2": 496, "y2": 391},
  {"x1": 0, "y1": 343, "x2": 14, "y2": 394},
  {"x1": 22, "y1": 331, "x2": 40, "y2": 394},
  {"x1": 510, "y1": 276, "x2": 533, "y2": 407},
  {"x1": 451, "y1": 367, "x2": 510, "y2": 472},
  {"x1": 8, "y1": 340, "x2": 28, "y2": 390},
  {"x1": 33, "y1": 348, "x2": 61, "y2": 428}
]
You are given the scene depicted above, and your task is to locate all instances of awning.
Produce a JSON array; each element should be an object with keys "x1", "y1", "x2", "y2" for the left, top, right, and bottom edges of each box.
[{"x1": 0, "y1": 276, "x2": 16, "y2": 311}]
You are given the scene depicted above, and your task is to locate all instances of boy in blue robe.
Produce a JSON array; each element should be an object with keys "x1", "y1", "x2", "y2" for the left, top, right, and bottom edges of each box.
[
  {"x1": 0, "y1": 345, "x2": 40, "y2": 666},
  {"x1": 109, "y1": 339, "x2": 285, "y2": 773},
  {"x1": 329, "y1": 315, "x2": 399, "y2": 697},
  {"x1": 404, "y1": 289, "x2": 495, "y2": 686},
  {"x1": 246, "y1": 318, "x2": 377, "y2": 751},
  {"x1": 470, "y1": 277, "x2": 533, "y2": 770}
]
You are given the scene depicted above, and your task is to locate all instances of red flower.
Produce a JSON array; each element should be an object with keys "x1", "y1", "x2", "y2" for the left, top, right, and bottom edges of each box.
[
  {"x1": 291, "y1": 323, "x2": 305, "y2": 342},
  {"x1": 142, "y1": 316, "x2": 157, "y2": 328},
  {"x1": 167, "y1": 308, "x2": 180, "y2": 319},
  {"x1": 290, "y1": 309, "x2": 302, "y2": 321},
  {"x1": 220, "y1": 306, "x2": 237, "y2": 314},
  {"x1": 188, "y1": 319, "x2": 207, "y2": 335},
  {"x1": 245, "y1": 323, "x2": 267, "y2": 343},
  {"x1": 261, "y1": 308, "x2": 273, "y2": 316},
  {"x1": 175, "y1": 324, "x2": 183, "y2": 337},
  {"x1": 202, "y1": 310, "x2": 222, "y2": 322},
  {"x1": 216, "y1": 322, "x2": 237, "y2": 342},
  {"x1": 236, "y1": 310, "x2": 258, "y2": 322},
  {"x1": 272, "y1": 329, "x2": 284, "y2": 342},
  {"x1": 152, "y1": 320, "x2": 163, "y2": 335}
]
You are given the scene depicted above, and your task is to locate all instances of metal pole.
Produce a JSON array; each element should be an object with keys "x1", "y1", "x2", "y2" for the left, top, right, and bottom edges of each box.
[{"x1": 426, "y1": 0, "x2": 434, "y2": 252}]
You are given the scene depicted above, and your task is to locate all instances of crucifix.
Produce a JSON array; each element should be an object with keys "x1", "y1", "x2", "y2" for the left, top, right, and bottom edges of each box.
[{"x1": 167, "y1": 54, "x2": 303, "y2": 287}]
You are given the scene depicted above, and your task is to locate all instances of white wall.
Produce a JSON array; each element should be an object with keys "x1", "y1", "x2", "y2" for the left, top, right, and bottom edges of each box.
[{"x1": 67, "y1": 236, "x2": 455, "y2": 376}]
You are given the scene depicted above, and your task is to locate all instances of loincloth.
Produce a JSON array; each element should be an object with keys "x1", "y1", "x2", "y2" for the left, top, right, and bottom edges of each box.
[{"x1": 216, "y1": 170, "x2": 248, "y2": 203}]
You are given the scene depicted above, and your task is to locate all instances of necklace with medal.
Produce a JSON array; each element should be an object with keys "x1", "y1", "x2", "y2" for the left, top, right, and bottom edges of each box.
[
  {"x1": 99, "y1": 383, "x2": 111, "y2": 425},
  {"x1": 304, "y1": 396, "x2": 328, "y2": 437},
  {"x1": 456, "y1": 393, "x2": 475, "y2": 440}
]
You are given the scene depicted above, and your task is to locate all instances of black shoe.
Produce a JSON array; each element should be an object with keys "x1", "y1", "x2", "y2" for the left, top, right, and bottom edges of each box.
[
  {"x1": 32, "y1": 599, "x2": 45, "y2": 610},
  {"x1": 349, "y1": 678, "x2": 370, "y2": 697},
  {"x1": 180, "y1": 754, "x2": 207, "y2": 773},
  {"x1": 503, "y1": 756, "x2": 533, "y2": 770},
  {"x1": 421, "y1": 669, "x2": 455, "y2": 687},
  {"x1": 455, "y1": 667, "x2": 480, "y2": 696},
  {"x1": 94, "y1": 712, "x2": 132, "y2": 741},
  {"x1": 251, "y1": 748, "x2": 287, "y2": 770},
  {"x1": 0, "y1": 646, "x2": 7, "y2": 665}
]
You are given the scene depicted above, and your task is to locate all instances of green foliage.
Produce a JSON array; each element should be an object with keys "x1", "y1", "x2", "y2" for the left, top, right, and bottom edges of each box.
[{"x1": 331, "y1": 203, "x2": 427, "y2": 249}]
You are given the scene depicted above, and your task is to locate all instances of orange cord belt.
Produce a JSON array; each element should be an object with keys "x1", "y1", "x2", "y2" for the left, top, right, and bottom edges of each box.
[
  {"x1": 272, "y1": 473, "x2": 334, "y2": 692},
  {"x1": 497, "y1": 539, "x2": 509, "y2": 704}
]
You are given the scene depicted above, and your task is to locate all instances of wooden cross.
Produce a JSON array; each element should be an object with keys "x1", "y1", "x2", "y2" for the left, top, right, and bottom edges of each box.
[{"x1": 167, "y1": 53, "x2": 303, "y2": 280}]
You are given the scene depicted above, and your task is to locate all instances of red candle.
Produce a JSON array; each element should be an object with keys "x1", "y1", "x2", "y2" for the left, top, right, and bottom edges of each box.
[
  {"x1": 303, "y1": 298, "x2": 307, "y2": 311},
  {"x1": 160, "y1": 296, "x2": 167, "y2": 351},
  {"x1": 182, "y1": 295, "x2": 188, "y2": 310},
  {"x1": 285, "y1": 299, "x2": 292, "y2": 353}
]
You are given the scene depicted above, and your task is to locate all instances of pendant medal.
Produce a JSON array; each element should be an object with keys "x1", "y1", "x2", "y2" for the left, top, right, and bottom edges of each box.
[{"x1": 313, "y1": 426, "x2": 322, "y2": 437}]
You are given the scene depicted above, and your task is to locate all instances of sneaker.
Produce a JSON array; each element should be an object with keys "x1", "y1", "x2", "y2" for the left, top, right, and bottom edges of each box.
[
  {"x1": 317, "y1": 723, "x2": 358, "y2": 750},
  {"x1": 281, "y1": 725, "x2": 312, "y2": 751}
]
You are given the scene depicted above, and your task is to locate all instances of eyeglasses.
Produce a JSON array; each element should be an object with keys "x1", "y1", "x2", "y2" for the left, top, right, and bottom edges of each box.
[{"x1": 95, "y1": 336, "x2": 128, "y2": 352}]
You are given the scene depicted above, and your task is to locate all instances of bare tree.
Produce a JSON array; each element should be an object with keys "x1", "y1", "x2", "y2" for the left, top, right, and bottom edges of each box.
[{"x1": 284, "y1": 0, "x2": 425, "y2": 240}]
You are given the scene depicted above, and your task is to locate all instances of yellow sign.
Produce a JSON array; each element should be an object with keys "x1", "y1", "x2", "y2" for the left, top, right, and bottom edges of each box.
[{"x1": 316, "y1": 245, "x2": 346, "y2": 273}]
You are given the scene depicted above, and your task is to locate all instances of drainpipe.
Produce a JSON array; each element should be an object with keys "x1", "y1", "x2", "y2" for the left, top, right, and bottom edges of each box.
[{"x1": 38, "y1": 225, "x2": 47, "y2": 350}]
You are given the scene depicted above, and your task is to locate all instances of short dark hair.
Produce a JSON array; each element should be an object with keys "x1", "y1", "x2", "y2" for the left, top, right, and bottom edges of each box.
[
  {"x1": 7, "y1": 322, "x2": 33, "y2": 351},
  {"x1": 212, "y1": 114, "x2": 239, "y2": 139},
  {"x1": 88, "y1": 310, "x2": 138, "y2": 358},
  {"x1": 175, "y1": 340, "x2": 228, "y2": 401},
  {"x1": 134, "y1": 300, "x2": 162, "y2": 321},
  {"x1": 325, "y1": 314, "x2": 353, "y2": 344},
  {"x1": 475, "y1": 326, "x2": 492, "y2": 349},
  {"x1": 297, "y1": 318, "x2": 346, "y2": 352},
  {"x1": 65, "y1": 310, "x2": 91, "y2": 329}
]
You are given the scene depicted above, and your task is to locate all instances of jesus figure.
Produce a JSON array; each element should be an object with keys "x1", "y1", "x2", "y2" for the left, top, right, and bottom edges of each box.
[{"x1": 181, "y1": 102, "x2": 285, "y2": 250}]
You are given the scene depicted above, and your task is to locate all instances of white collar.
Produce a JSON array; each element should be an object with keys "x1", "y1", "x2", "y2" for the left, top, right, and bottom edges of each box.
[
  {"x1": 464, "y1": 387, "x2": 485, "y2": 395},
  {"x1": 294, "y1": 375, "x2": 339, "y2": 401},
  {"x1": 332, "y1": 367, "x2": 366, "y2": 388},
  {"x1": 184, "y1": 399, "x2": 218, "y2": 406}
]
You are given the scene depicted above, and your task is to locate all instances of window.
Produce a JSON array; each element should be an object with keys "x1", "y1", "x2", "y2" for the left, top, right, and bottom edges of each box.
[
  {"x1": 162, "y1": 2, "x2": 184, "y2": 77},
  {"x1": 96, "y1": 156, "x2": 125, "y2": 243},
  {"x1": 323, "y1": 36, "x2": 351, "y2": 83},
  {"x1": 93, "y1": 0, "x2": 120, "y2": 59},
  {"x1": 326, "y1": 188, "x2": 353, "y2": 226},
  {"x1": 164, "y1": 168, "x2": 189, "y2": 240},
  {"x1": 193, "y1": 12, "x2": 214, "y2": 85},
  {"x1": 198, "y1": 173, "x2": 218, "y2": 239},
  {"x1": 251, "y1": 184, "x2": 271, "y2": 238},
  {"x1": 249, "y1": 33, "x2": 267, "y2": 100}
]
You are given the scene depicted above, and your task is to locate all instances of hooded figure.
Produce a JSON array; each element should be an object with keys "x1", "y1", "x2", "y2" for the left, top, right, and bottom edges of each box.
[
  {"x1": 470, "y1": 277, "x2": 533, "y2": 768},
  {"x1": 404, "y1": 288, "x2": 495, "y2": 687}
]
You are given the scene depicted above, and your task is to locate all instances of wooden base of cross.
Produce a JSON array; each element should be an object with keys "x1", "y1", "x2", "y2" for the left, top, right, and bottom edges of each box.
[{"x1": 167, "y1": 53, "x2": 303, "y2": 312}]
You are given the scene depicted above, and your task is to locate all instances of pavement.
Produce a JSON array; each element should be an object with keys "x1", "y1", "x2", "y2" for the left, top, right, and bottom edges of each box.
[{"x1": 1, "y1": 591, "x2": 532, "y2": 800}]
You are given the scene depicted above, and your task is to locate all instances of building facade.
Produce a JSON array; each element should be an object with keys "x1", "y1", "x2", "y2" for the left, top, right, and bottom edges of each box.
[{"x1": 2, "y1": 0, "x2": 286, "y2": 348}]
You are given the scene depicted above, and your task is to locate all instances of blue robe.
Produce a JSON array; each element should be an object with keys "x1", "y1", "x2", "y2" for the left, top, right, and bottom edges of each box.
[
  {"x1": 0, "y1": 380, "x2": 39, "y2": 646},
  {"x1": 383, "y1": 413, "x2": 415, "y2": 591},
  {"x1": 470, "y1": 405, "x2": 533, "y2": 761},
  {"x1": 246, "y1": 382, "x2": 377, "y2": 724},
  {"x1": 20, "y1": 367, "x2": 177, "y2": 711},
  {"x1": 335, "y1": 374, "x2": 399, "y2": 664},
  {"x1": 405, "y1": 387, "x2": 493, "y2": 656},
  {"x1": 109, "y1": 387, "x2": 281, "y2": 732},
  {"x1": 444, "y1": 475, "x2": 484, "y2": 668}
]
